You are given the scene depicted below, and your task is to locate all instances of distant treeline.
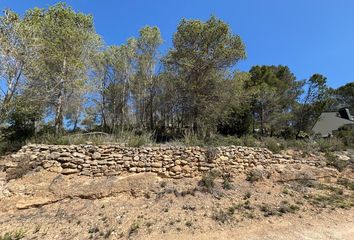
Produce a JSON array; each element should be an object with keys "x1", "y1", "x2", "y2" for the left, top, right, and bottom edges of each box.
[{"x1": 0, "y1": 3, "x2": 353, "y2": 147}]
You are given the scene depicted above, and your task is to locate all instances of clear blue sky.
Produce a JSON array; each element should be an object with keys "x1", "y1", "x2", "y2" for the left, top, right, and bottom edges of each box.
[{"x1": 1, "y1": 0, "x2": 354, "y2": 88}]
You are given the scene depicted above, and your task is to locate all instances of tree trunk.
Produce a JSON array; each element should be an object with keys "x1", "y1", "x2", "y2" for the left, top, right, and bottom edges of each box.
[
  {"x1": 55, "y1": 59, "x2": 66, "y2": 136},
  {"x1": 54, "y1": 81, "x2": 64, "y2": 135}
]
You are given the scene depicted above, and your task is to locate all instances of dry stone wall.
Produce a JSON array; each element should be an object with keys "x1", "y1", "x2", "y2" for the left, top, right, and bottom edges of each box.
[
  {"x1": 13, "y1": 145, "x2": 322, "y2": 178},
  {"x1": 10, "y1": 144, "x2": 325, "y2": 178}
]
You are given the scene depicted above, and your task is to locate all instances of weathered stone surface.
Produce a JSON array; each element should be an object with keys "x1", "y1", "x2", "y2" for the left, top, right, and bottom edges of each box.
[
  {"x1": 92, "y1": 152, "x2": 101, "y2": 160},
  {"x1": 8, "y1": 144, "x2": 326, "y2": 178},
  {"x1": 151, "y1": 162, "x2": 163, "y2": 168},
  {"x1": 171, "y1": 165, "x2": 182, "y2": 172},
  {"x1": 61, "y1": 168, "x2": 79, "y2": 175}
]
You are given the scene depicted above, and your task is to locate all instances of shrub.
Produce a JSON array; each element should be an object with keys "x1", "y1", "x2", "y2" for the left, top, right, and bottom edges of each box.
[
  {"x1": 0, "y1": 140, "x2": 23, "y2": 156},
  {"x1": 185, "y1": 221, "x2": 193, "y2": 228},
  {"x1": 222, "y1": 173, "x2": 233, "y2": 190},
  {"x1": 244, "y1": 191, "x2": 252, "y2": 199},
  {"x1": 278, "y1": 201, "x2": 300, "y2": 214},
  {"x1": 0, "y1": 229, "x2": 26, "y2": 240},
  {"x1": 127, "y1": 134, "x2": 151, "y2": 148},
  {"x1": 246, "y1": 169, "x2": 266, "y2": 183},
  {"x1": 308, "y1": 193, "x2": 354, "y2": 209},
  {"x1": 242, "y1": 135, "x2": 257, "y2": 147},
  {"x1": 181, "y1": 132, "x2": 205, "y2": 146},
  {"x1": 334, "y1": 125, "x2": 354, "y2": 148},
  {"x1": 211, "y1": 209, "x2": 233, "y2": 223},
  {"x1": 317, "y1": 138, "x2": 345, "y2": 152},
  {"x1": 88, "y1": 226, "x2": 99, "y2": 234},
  {"x1": 205, "y1": 146, "x2": 218, "y2": 163},
  {"x1": 198, "y1": 170, "x2": 220, "y2": 193},
  {"x1": 337, "y1": 178, "x2": 354, "y2": 190},
  {"x1": 6, "y1": 156, "x2": 36, "y2": 181},
  {"x1": 263, "y1": 137, "x2": 283, "y2": 153},
  {"x1": 325, "y1": 152, "x2": 349, "y2": 172},
  {"x1": 128, "y1": 222, "x2": 140, "y2": 236},
  {"x1": 259, "y1": 204, "x2": 277, "y2": 217}
]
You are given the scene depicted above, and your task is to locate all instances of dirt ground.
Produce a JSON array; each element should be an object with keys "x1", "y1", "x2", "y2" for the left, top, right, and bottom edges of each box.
[
  {"x1": 154, "y1": 210, "x2": 354, "y2": 240},
  {"x1": 0, "y1": 163, "x2": 353, "y2": 240}
]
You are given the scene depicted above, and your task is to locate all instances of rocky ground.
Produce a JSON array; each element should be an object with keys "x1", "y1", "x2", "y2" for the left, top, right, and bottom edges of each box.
[{"x1": 0, "y1": 157, "x2": 354, "y2": 240}]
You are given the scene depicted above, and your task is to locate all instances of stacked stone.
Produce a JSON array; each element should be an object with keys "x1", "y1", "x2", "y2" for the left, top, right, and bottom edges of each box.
[{"x1": 12, "y1": 144, "x2": 323, "y2": 178}]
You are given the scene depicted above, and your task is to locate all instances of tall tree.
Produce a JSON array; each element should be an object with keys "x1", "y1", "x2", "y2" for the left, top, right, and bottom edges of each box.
[
  {"x1": 0, "y1": 10, "x2": 28, "y2": 123},
  {"x1": 164, "y1": 16, "x2": 246, "y2": 135},
  {"x1": 217, "y1": 72, "x2": 253, "y2": 136},
  {"x1": 334, "y1": 82, "x2": 354, "y2": 113},
  {"x1": 24, "y1": 3, "x2": 100, "y2": 135},
  {"x1": 133, "y1": 26, "x2": 162, "y2": 130},
  {"x1": 91, "y1": 39, "x2": 137, "y2": 133},
  {"x1": 295, "y1": 74, "x2": 330, "y2": 134},
  {"x1": 247, "y1": 65, "x2": 303, "y2": 136}
]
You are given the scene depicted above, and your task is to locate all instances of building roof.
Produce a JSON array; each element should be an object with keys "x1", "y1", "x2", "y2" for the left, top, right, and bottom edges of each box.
[{"x1": 312, "y1": 111, "x2": 354, "y2": 137}]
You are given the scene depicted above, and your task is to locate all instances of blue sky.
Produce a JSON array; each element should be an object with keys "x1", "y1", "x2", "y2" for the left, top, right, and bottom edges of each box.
[{"x1": 1, "y1": 0, "x2": 354, "y2": 88}]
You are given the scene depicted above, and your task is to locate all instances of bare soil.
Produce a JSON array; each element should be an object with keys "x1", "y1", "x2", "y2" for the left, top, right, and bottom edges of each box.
[{"x1": 0, "y1": 163, "x2": 353, "y2": 240}]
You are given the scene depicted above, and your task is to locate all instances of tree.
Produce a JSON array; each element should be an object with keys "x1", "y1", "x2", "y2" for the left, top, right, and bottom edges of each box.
[
  {"x1": 334, "y1": 82, "x2": 354, "y2": 113},
  {"x1": 132, "y1": 26, "x2": 162, "y2": 130},
  {"x1": 295, "y1": 74, "x2": 330, "y2": 134},
  {"x1": 0, "y1": 10, "x2": 28, "y2": 124},
  {"x1": 91, "y1": 39, "x2": 137, "y2": 133},
  {"x1": 247, "y1": 65, "x2": 303, "y2": 136},
  {"x1": 23, "y1": 3, "x2": 100, "y2": 135},
  {"x1": 217, "y1": 72, "x2": 253, "y2": 136},
  {"x1": 163, "y1": 16, "x2": 246, "y2": 135}
]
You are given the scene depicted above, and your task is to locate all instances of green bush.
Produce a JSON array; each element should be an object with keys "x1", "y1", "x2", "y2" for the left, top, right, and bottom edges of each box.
[
  {"x1": 126, "y1": 133, "x2": 152, "y2": 147},
  {"x1": 205, "y1": 146, "x2": 218, "y2": 163},
  {"x1": 128, "y1": 222, "x2": 140, "y2": 236},
  {"x1": 26, "y1": 131, "x2": 154, "y2": 147},
  {"x1": 325, "y1": 152, "x2": 349, "y2": 172},
  {"x1": 198, "y1": 170, "x2": 220, "y2": 193},
  {"x1": 246, "y1": 169, "x2": 264, "y2": 183},
  {"x1": 211, "y1": 209, "x2": 233, "y2": 223},
  {"x1": 263, "y1": 137, "x2": 284, "y2": 153},
  {"x1": 0, "y1": 140, "x2": 23, "y2": 156},
  {"x1": 6, "y1": 156, "x2": 38, "y2": 181},
  {"x1": 317, "y1": 138, "x2": 345, "y2": 152},
  {"x1": 334, "y1": 125, "x2": 354, "y2": 148},
  {"x1": 0, "y1": 229, "x2": 26, "y2": 240}
]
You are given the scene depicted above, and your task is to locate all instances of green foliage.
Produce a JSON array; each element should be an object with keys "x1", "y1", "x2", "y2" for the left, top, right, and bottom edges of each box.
[
  {"x1": 308, "y1": 192, "x2": 354, "y2": 209},
  {"x1": 0, "y1": 9, "x2": 30, "y2": 123},
  {"x1": 263, "y1": 137, "x2": 283, "y2": 153},
  {"x1": 198, "y1": 170, "x2": 220, "y2": 193},
  {"x1": 126, "y1": 133, "x2": 153, "y2": 148},
  {"x1": 334, "y1": 125, "x2": 354, "y2": 148},
  {"x1": 222, "y1": 174, "x2": 233, "y2": 190},
  {"x1": 23, "y1": 3, "x2": 101, "y2": 134},
  {"x1": 0, "y1": 229, "x2": 26, "y2": 240},
  {"x1": 295, "y1": 74, "x2": 331, "y2": 134},
  {"x1": 337, "y1": 179, "x2": 354, "y2": 191},
  {"x1": 211, "y1": 209, "x2": 233, "y2": 223},
  {"x1": 128, "y1": 222, "x2": 140, "y2": 236},
  {"x1": 217, "y1": 105, "x2": 252, "y2": 136},
  {"x1": 0, "y1": 140, "x2": 23, "y2": 156},
  {"x1": 325, "y1": 152, "x2": 349, "y2": 172},
  {"x1": 317, "y1": 138, "x2": 345, "y2": 152},
  {"x1": 163, "y1": 16, "x2": 246, "y2": 134},
  {"x1": 5, "y1": 156, "x2": 35, "y2": 181},
  {"x1": 205, "y1": 146, "x2": 218, "y2": 163},
  {"x1": 246, "y1": 169, "x2": 266, "y2": 183},
  {"x1": 247, "y1": 65, "x2": 303, "y2": 136},
  {"x1": 0, "y1": 4, "x2": 352, "y2": 150},
  {"x1": 334, "y1": 82, "x2": 354, "y2": 113},
  {"x1": 26, "y1": 131, "x2": 155, "y2": 147}
]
